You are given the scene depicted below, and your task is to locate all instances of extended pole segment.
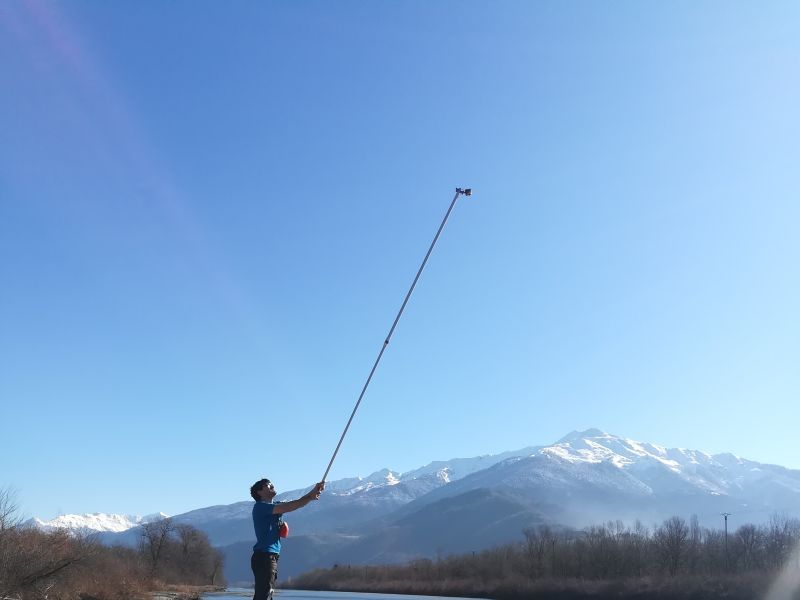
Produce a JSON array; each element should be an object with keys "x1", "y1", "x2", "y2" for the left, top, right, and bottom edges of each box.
[{"x1": 321, "y1": 187, "x2": 472, "y2": 482}]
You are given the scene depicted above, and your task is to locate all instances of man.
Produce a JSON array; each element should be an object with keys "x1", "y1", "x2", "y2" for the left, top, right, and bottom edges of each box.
[{"x1": 250, "y1": 479, "x2": 325, "y2": 600}]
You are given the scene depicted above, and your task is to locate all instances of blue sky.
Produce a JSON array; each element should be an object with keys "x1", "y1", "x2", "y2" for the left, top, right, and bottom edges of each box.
[{"x1": 2, "y1": 1, "x2": 798, "y2": 521}]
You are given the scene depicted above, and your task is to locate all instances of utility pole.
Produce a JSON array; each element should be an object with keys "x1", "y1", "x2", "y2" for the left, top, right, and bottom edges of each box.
[{"x1": 721, "y1": 512, "x2": 732, "y2": 570}]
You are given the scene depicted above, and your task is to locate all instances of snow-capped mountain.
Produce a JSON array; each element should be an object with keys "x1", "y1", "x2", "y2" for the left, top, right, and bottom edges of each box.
[
  {"x1": 29, "y1": 512, "x2": 168, "y2": 534},
  {"x1": 280, "y1": 443, "x2": 544, "y2": 502},
  {"x1": 28, "y1": 429, "x2": 800, "y2": 584},
  {"x1": 544, "y1": 428, "x2": 800, "y2": 497},
  {"x1": 319, "y1": 444, "x2": 544, "y2": 495},
  {"x1": 323, "y1": 468, "x2": 401, "y2": 494},
  {"x1": 28, "y1": 444, "x2": 546, "y2": 538},
  {"x1": 400, "y1": 444, "x2": 543, "y2": 483},
  {"x1": 528, "y1": 428, "x2": 800, "y2": 504},
  {"x1": 381, "y1": 428, "x2": 800, "y2": 534}
]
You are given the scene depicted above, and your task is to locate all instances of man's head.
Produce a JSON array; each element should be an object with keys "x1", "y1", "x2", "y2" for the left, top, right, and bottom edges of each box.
[{"x1": 250, "y1": 478, "x2": 276, "y2": 501}]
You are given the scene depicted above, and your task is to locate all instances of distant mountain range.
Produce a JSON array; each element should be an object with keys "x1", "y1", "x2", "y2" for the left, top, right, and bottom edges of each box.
[
  {"x1": 31, "y1": 512, "x2": 168, "y2": 534},
  {"x1": 28, "y1": 429, "x2": 800, "y2": 585}
]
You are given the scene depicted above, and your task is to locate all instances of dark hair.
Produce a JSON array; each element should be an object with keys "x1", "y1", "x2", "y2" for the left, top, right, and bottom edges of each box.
[{"x1": 250, "y1": 479, "x2": 271, "y2": 501}]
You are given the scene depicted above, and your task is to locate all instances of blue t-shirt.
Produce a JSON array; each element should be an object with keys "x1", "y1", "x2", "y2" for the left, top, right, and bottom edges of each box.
[{"x1": 252, "y1": 501, "x2": 281, "y2": 554}]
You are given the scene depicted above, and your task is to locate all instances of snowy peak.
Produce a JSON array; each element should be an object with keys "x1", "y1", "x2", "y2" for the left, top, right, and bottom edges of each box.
[
  {"x1": 324, "y1": 468, "x2": 401, "y2": 496},
  {"x1": 556, "y1": 428, "x2": 607, "y2": 444},
  {"x1": 532, "y1": 430, "x2": 800, "y2": 497},
  {"x1": 317, "y1": 430, "x2": 745, "y2": 500},
  {"x1": 401, "y1": 445, "x2": 541, "y2": 483},
  {"x1": 291, "y1": 445, "x2": 543, "y2": 500},
  {"x1": 276, "y1": 428, "x2": 800, "y2": 518},
  {"x1": 542, "y1": 430, "x2": 720, "y2": 472},
  {"x1": 26, "y1": 428, "x2": 800, "y2": 548},
  {"x1": 363, "y1": 468, "x2": 401, "y2": 486},
  {"x1": 31, "y1": 512, "x2": 169, "y2": 533},
  {"x1": 545, "y1": 430, "x2": 702, "y2": 468}
]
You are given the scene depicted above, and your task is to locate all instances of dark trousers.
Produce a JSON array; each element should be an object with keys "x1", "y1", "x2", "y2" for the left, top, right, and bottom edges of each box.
[{"x1": 251, "y1": 551, "x2": 279, "y2": 600}]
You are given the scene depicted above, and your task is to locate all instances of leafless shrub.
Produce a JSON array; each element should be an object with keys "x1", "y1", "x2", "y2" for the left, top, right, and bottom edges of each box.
[
  {"x1": 289, "y1": 512, "x2": 800, "y2": 600},
  {"x1": 0, "y1": 504, "x2": 223, "y2": 600}
]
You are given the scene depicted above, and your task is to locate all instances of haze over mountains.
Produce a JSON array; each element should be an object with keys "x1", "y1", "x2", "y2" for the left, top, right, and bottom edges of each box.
[{"x1": 30, "y1": 429, "x2": 800, "y2": 584}]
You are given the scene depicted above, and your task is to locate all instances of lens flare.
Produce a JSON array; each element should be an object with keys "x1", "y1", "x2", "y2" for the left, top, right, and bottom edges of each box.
[{"x1": 765, "y1": 541, "x2": 800, "y2": 600}]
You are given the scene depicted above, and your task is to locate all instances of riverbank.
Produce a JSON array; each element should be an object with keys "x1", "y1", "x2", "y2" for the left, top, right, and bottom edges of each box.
[
  {"x1": 285, "y1": 573, "x2": 777, "y2": 600},
  {"x1": 152, "y1": 585, "x2": 226, "y2": 600}
]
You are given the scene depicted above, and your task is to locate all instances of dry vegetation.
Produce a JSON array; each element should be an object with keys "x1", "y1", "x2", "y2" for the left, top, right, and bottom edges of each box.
[
  {"x1": 289, "y1": 514, "x2": 800, "y2": 599},
  {"x1": 0, "y1": 488, "x2": 225, "y2": 600}
]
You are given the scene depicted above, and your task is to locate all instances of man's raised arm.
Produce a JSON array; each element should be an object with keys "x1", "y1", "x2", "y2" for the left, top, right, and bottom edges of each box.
[{"x1": 272, "y1": 482, "x2": 325, "y2": 515}]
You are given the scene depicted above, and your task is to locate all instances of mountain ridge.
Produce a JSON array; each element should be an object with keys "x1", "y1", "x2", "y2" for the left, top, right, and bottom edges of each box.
[
  {"x1": 27, "y1": 429, "x2": 800, "y2": 583},
  {"x1": 29, "y1": 429, "x2": 800, "y2": 533}
]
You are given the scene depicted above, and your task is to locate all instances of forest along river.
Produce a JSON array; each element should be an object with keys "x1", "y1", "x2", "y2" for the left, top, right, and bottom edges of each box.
[{"x1": 204, "y1": 589, "x2": 484, "y2": 600}]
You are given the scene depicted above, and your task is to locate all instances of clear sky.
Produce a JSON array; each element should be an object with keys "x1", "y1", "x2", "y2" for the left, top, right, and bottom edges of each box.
[{"x1": 2, "y1": 1, "x2": 798, "y2": 521}]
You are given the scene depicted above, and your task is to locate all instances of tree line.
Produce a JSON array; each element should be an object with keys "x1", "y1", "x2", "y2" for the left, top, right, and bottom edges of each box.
[
  {"x1": 289, "y1": 513, "x2": 800, "y2": 599},
  {"x1": 0, "y1": 488, "x2": 225, "y2": 600}
]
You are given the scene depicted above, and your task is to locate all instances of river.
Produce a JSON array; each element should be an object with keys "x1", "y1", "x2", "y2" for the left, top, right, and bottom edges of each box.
[{"x1": 205, "y1": 589, "x2": 480, "y2": 600}]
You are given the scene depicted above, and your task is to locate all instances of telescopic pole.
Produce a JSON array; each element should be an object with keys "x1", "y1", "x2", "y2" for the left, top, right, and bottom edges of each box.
[{"x1": 321, "y1": 187, "x2": 472, "y2": 483}]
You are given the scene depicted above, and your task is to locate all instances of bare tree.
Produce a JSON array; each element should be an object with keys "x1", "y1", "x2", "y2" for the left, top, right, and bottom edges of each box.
[
  {"x1": 175, "y1": 523, "x2": 205, "y2": 559},
  {"x1": 764, "y1": 513, "x2": 800, "y2": 570},
  {"x1": 655, "y1": 516, "x2": 689, "y2": 576},
  {"x1": 172, "y1": 523, "x2": 225, "y2": 585},
  {"x1": 0, "y1": 486, "x2": 23, "y2": 597},
  {"x1": 703, "y1": 527, "x2": 726, "y2": 573},
  {"x1": 523, "y1": 525, "x2": 554, "y2": 578},
  {"x1": 736, "y1": 523, "x2": 763, "y2": 570},
  {"x1": 0, "y1": 487, "x2": 21, "y2": 531},
  {"x1": 685, "y1": 514, "x2": 702, "y2": 574},
  {"x1": 629, "y1": 519, "x2": 650, "y2": 577},
  {"x1": 584, "y1": 524, "x2": 614, "y2": 578},
  {"x1": 208, "y1": 549, "x2": 225, "y2": 586},
  {"x1": 140, "y1": 518, "x2": 175, "y2": 577}
]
